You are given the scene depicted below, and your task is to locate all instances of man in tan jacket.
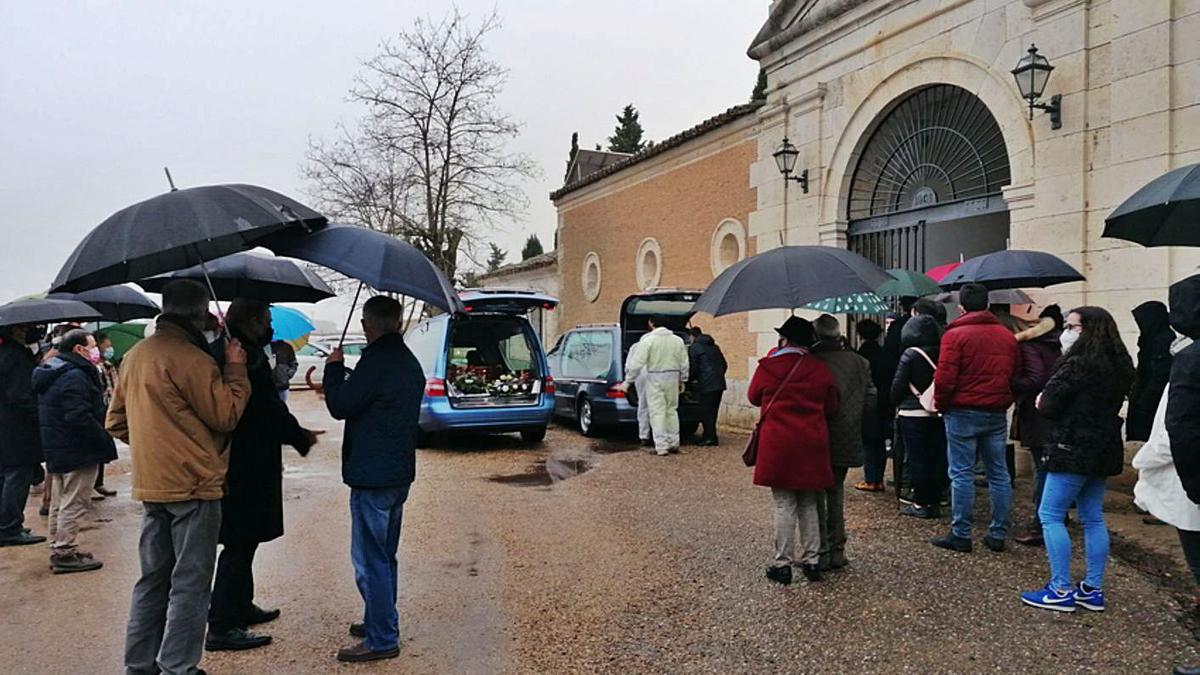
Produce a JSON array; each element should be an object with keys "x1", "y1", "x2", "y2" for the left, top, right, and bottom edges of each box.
[{"x1": 107, "y1": 280, "x2": 251, "y2": 675}]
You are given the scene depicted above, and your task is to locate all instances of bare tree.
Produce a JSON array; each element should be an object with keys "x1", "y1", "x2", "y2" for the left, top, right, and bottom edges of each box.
[{"x1": 304, "y1": 7, "x2": 536, "y2": 284}]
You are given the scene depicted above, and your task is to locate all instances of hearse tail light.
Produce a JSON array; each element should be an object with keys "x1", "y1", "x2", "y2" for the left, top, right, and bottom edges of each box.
[
  {"x1": 606, "y1": 385, "x2": 626, "y2": 399},
  {"x1": 544, "y1": 375, "x2": 555, "y2": 395},
  {"x1": 425, "y1": 377, "x2": 447, "y2": 397}
]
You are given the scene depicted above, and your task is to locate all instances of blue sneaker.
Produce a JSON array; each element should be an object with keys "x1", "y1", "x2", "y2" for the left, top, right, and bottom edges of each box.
[
  {"x1": 1021, "y1": 583, "x2": 1076, "y2": 612},
  {"x1": 1073, "y1": 582, "x2": 1105, "y2": 612}
]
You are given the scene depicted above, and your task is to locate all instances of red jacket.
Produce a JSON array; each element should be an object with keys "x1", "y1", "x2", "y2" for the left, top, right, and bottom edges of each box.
[
  {"x1": 748, "y1": 350, "x2": 840, "y2": 491},
  {"x1": 934, "y1": 311, "x2": 1019, "y2": 412}
]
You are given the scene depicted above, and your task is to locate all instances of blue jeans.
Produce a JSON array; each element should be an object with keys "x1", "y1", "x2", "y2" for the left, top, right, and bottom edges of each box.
[
  {"x1": 350, "y1": 486, "x2": 408, "y2": 652},
  {"x1": 944, "y1": 410, "x2": 1012, "y2": 540},
  {"x1": 1040, "y1": 472, "x2": 1108, "y2": 592}
]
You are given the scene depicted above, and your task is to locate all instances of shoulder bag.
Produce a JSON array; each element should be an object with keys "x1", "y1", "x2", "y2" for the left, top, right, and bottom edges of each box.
[
  {"x1": 906, "y1": 347, "x2": 938, "y2": 414},
  {"x1": 743, "y1": 356, "x2": 805, "y2": 467}
]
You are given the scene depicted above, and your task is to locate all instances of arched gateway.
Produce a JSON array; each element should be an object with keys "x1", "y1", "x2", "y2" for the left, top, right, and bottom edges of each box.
[{"x1": 846, "y1": 84, "x2": 1011, "y2": 274}]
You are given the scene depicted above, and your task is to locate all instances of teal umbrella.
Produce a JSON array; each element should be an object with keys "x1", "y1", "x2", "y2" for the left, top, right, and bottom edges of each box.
[
  {"x1": 876, "y1": 269, "x2": 941, "y2": 298},
  {"x1": 270, "y1": 305, "x2": 315, "y2": 342},
  {"x1": 804, "y1": 292, "x2": 890, "y2": 315},
  {"x1": 101, "y1": 322, "x2": 147, "y2": 361}
]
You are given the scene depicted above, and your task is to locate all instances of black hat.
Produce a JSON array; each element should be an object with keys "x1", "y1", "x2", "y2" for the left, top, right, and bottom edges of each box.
[{"x1": 775, "y1": 316, "x2": 815, "y2": 346}]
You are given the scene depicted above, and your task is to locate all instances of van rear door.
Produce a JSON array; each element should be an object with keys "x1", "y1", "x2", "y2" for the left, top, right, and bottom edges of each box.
[
  {"x1": 619, "y1": 290, "x2": 701, "y2": 356},
  {"x1": 459, "y1": 289, "x2": 558, "y2": 315}
]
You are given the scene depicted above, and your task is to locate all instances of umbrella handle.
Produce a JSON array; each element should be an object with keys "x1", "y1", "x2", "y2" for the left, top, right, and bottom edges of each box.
[
  {"x1": 195, "y1": 254, "x2": 227, "y2": 338},
  {"x1": 339, "y1": 282, "x2": 364, "y2": 349}
]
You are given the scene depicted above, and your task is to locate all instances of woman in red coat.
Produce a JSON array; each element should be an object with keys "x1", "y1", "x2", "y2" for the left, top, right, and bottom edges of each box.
[{"x1": 748, "y1": 317, "x2": 840, "y2": 585}]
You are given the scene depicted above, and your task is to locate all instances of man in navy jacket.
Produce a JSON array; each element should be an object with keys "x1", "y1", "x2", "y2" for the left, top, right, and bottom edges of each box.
[
  {"x1": 32, "y1": 329, "x2": 116, "y2": 573},
  {"x1": 323, "y1": 295, "x2": 424, "y2": 664}
]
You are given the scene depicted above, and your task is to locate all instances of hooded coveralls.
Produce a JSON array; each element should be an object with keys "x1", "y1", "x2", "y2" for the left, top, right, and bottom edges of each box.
[
  {"x1": 627, "y1": 327, "x2": 689, "y2": 452},
  {"x1": 624, "y1": 341, "x2": 652, "y2": 442}
]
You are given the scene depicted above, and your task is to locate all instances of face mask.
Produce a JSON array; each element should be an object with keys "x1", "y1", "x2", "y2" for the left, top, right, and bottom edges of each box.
[
  {"x1": 1060, "y1": 329, "x2": 1080, "y2": 353},
  {"x1": 85, "y1": 346, "x2": 102, "y2": 365},
  {"x1": 102, "y1": 347, "x2": 115, "y2": 361},
  {"x1": 203, "y1": 330, "x2": 219, "y2": 344}
]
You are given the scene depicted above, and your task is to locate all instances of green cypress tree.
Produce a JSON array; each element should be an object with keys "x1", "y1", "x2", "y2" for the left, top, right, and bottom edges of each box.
[
  {"x1": 486, "y1": 243, "x2": 507, "y2": 272},
  {"x1": 751, "y1": 70, "x2": 767, "y2": 101},
  {"x1": 521, "y1": 234, "x2": 544, "y2": 260},
  {"x1": 608, "y1": 104, "x2": 646, "y2": 153}
]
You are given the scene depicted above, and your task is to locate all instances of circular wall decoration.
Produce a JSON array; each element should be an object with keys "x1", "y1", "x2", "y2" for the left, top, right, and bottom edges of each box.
[
  {"x1": 635, "y1": 238, "x2": 663, "y2": 290},
  {"x1": 710, "y1": 218, "x2": 747, "y2": 276},
  {"x1": 581, "y1": 252, "x2": 602, "y2": 302}
]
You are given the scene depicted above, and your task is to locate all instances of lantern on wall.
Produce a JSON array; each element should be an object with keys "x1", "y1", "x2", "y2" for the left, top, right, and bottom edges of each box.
[
  {"x1": 1011, "y1": 44, "x2": 1062, "y2": 130},
  {"x1": 772, "y1": 137, "x2": 808, "y2": 193}
]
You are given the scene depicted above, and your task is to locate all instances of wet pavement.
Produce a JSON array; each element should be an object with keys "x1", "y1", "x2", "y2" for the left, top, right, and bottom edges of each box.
[{"x1": 1, "y1": 390, "x2": 1198, "y2": 673}]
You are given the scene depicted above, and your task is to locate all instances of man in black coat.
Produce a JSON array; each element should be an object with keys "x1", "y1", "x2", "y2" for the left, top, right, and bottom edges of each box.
[
  {"x1": 206, "y1": 299, "x2": 320, "y2": 652},
  {"x1": 0, "y1": 323, "x2": 47, "y2": 547},
  {"x1": 1129, "y1": 300, "x2": 1175, "y2": 441},
  {"x1": 1169, "y1": 275, "x2": 1200, "y2": 508},
  {"x1": 32, "y1": 329, "x2": 117, "y2": 573},
  {"x1": 323, "y1": 295, "x2": 424, "y2": 664},
  {"x1": 687, "y1": 327, "x2": 727, "y2": 446}
]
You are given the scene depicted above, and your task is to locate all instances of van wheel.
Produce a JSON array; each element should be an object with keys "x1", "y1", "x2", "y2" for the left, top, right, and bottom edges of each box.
[
  {"x1": 520, "y1": 426, "x2": 547, "y2": 443},
  {"x1": 577, "y1": 398, "x2": 600, "y2": 437}
]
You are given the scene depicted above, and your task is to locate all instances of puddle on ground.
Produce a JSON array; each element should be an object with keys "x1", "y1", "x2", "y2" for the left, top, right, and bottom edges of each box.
[{"x1": 486, "y1": 456, "x2": 594, "y2": 487}]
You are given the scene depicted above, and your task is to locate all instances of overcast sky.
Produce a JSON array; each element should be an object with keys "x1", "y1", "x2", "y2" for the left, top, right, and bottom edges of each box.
[{"x1": 0, "y1": 1, "x2": 764, "y2": 317}]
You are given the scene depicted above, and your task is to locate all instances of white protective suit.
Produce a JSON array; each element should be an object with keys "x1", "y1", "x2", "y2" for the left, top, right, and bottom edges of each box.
[
  {"x1": 1133, "y1": 336, "x2": 1200, "y2": 530},
  {"x1": 626, "y1": 326, "x2": 689, "y2": 453},
  {"x1": 624, "y1": 341, "x2": 652, "y2": 442}
]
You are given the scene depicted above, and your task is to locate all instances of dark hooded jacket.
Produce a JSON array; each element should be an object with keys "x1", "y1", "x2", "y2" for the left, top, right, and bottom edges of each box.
[
  {"x1": 1129, "y1": 300, "x2": 1175, "y2": 441},
  {"x1": 32, "y1": 352, "x2": 117, "y2": 474},
  {"x1": 891, "y1": 315, "x2": 942, "y2": 412},
  {"x1": 1010, "y1": 318, "x2": 1061, "y2": 448},
  {"x1": 1038, "y1": 339, "x2": 1131, "y2": 478},
  {"x1": 0, "y1": 338, "x2": 43, "y2": 468},
  {"x1": 857, "y1": 339, "x2": 892, "y2": 440},
  {"x1": 687, "y1": 334, "x2": 727, "y2": 393},
  {"x1": 1167, "y1": 275, "x2": 1200, "y2": 504}
]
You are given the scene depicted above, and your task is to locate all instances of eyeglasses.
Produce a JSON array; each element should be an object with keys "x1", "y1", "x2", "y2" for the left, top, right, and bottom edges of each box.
[{"x1": 1064, "y1": 322, "x2": 1083, "y2": 331}]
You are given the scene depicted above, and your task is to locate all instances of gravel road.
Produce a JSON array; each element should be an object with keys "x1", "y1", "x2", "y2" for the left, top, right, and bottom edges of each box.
[{"x1": 1, "y1": 390, "x2": 1195, "y2": 674}]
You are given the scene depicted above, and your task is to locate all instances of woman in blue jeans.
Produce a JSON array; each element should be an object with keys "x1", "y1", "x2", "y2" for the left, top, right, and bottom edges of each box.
[{"x1": 1021, "y1": 307, "x2": 1133, "y2": 613}]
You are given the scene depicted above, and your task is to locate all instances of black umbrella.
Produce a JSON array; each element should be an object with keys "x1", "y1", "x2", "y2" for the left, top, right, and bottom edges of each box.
[
  {"x1": 137, "y1": 252, "x2": 336, "y2": 303},
  {"x1": 1104, "y1": 163, "x2": 1200, "y2": 246},
  {"x1": 49, "y1": 285, "x2": 160, "y2": 322},
  {"x1": 0, "y1": 298, "x2": 103, "y2": 328},
  {"x1": 50, "y1": 184, "x2": 327, "y2": 294},
  {"x1": 692, "y1": 246, "x2": 892, "y2": 317},
  {"x1": 939, "y1": 249, "x2": 1084, "y2": 290},
  {"x1": 264, "y1": 224, "x2": 463, "y2": 313}
]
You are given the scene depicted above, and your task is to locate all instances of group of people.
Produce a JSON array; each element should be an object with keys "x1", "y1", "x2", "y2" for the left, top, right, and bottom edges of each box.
[
  {"x1": 745, "y1": 276, "x2": 1200, "y2": 617},
  {"x1": 0, "y1": 279, "x2": 428, "y2": 673}
]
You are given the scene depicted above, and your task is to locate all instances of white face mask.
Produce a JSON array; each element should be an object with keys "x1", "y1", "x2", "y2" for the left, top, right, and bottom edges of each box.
[
  {"x1": 203, "y1": 330, "x2": 219, "y2": 344},
  {"x1": 1060, "y1": 329, "x2": 1080, "y2": 353}
]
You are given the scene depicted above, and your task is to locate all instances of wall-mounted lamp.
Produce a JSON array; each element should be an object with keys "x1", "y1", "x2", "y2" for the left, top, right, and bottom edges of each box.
[
  {"x1": 1011, "y1": 43, "x2": 1062, "y2": 130},
  {"x1": 772, "y1": 137, "x2": 808, "y2": 194}
]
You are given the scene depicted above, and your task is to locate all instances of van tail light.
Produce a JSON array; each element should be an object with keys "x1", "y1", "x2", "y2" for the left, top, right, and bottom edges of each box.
[
  {"x1": 425, "y1": 377, "x2": 447, "y2": 397},
  {"x1": 543, "y1": 376, "x2": 555, "y2": 395},
  {"x1": 605, "y1": 385, "x2": 626, "y2": 399}
]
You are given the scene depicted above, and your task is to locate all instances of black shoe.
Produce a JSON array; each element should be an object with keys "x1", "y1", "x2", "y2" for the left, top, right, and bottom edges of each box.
[
  {"x1": 931, "y1": 533, "x2": 973, "y2": 553},
  {"x1": 0, "y1": 531, "x2": 46, "y2": 547},
  {"x1": 982, "y1": 536, "x2": 1006, "y2": 552},
  {"x1": 349, "y1": 622, "x2": 366, "y2": 638},
  {"x1": 337, "y1": 641, "x2": 399, "y2": 663},
  {"x1": 829, "y1": 552, "x2": 848, "y2": 570},
  {"x1": 640, "y1": 438, "x2": 654, "y2": 448},
  {"x1": 696, "y1": 439, "x2": 719, "y2": 447},
  {"x1": 205, "y1": 627, "x2": 273, "y2": 652},
  {"x1": 817, "y1": 555, "x2": 831, "y2": 573},
  {"x1": 801, "y1": 563, "x2": 822, "y2": 582},
  {"x1": 900, "y1": 503, "x2": 933, "y2": 519},
  {"x1": 243, "y1": 604, "x2": 280, "y2": 626},
  {"x1": 765, "y1": 565, "x2": 792, "y2": 585}
]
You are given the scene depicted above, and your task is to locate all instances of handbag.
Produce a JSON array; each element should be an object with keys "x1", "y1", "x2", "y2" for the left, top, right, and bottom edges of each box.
[
  {"x1": 743, "y1": 356, "x2": 806, "y2": 467},
  {"x1": 906, "y1": 347, "x2": 939, "y2": 414}
]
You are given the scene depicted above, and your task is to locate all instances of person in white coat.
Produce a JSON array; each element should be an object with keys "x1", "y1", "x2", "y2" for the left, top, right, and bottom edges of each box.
[
  {"x1": 1133, "y1": 335, "x2": 1198, "y2": 584},
  {"x1": 623, "y1": 316, "x2": 689, "y2": 455},
  {"x1": 623, "y1": 340, "x2": 653, "y2": 447}
]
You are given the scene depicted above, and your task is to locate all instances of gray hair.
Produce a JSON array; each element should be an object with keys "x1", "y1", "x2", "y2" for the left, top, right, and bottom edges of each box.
[
  {"x1": 814, "y1": 313, "x2": 841, "y2": 340},
  {"x1": 362, "y1": 295, "x2": 402, "y2": 333},
  {"x1": 161, "y1": 280, "x2": 210, "y2": 322}
]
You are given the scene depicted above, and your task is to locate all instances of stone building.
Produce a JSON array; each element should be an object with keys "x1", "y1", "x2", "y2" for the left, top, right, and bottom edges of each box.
[{"x1": 552, "y1": 0, "x2": 1200, "y2": 428}]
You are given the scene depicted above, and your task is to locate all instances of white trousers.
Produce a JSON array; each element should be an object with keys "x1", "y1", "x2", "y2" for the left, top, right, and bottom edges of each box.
[
  {"x1": 644, "y1": 371, "x2": 681, "y2": 452},
  {"x1": 635, "y1": 374, "x2": 651, "y2": 441}
]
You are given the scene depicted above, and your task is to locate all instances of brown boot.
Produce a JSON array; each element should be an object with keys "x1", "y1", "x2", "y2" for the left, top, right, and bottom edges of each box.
[
  {"x1": 337, "y1": 641, "x2": 399, "y2": 663},
  {"x1": 50, "y1": 550, "x2": 103, "y2": 574},
  {"x1": 1014, "y1": 522, "x2": 1044, "y2": 547}
]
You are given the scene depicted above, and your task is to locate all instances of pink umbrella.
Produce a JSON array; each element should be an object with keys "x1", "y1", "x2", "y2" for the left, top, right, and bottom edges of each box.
[{"x1": 926, "y1": 261, "x2": 962, "y2": 282}]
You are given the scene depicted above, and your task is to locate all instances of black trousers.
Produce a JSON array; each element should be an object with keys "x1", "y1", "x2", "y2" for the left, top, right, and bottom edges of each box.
[
  {"x1": 898, "y1": 416, "x2": 947, "y2": 509},
  {"x1": 0, "y1": 464, "x2": 38, "y2": 539},
  {"x1": 697, "y1": 390, "x2": 723, "y2": 442},
  {"x1": 208, "y1": 540, "x2": 260, "y2": 632}
]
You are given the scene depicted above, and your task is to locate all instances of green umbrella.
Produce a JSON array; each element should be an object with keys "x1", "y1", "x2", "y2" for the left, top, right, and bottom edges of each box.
[
  {"x1": 100, "y1": 322, "x2": 147, "y2": 362},
  {"x1": 804, "y1": 292, "x2": 891, "y2": 315},
  {"x1": 876, "y1": 269, "x2": 942, "y2": 298}
]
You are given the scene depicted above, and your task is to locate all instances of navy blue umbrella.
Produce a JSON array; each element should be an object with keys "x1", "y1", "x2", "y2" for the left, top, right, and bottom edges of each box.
[
  {"x1": 938, "y1": 249, "x2": 1084, "y2": 291},
  {"x1": 0, "y1": 298, "x2": 103, "y2": 328},
  {"x1": 49, "y1": 285, "x2": 160, "y2": 322},
  {"x1": 137, "y1": 252, "x2": 335, "y2": 303},
  {"x1": 50, "y1": 184, "x2": 327, "y2": 293},
  {"x1": 264, "y1": 224, "x2": 463, "y2": 313},
  {"x1": 693, "y1": 246, "x2": 892, "y2": 317},
  {"x1": 1104, "y1": 163, "x2": 1200, "y2": 247}
]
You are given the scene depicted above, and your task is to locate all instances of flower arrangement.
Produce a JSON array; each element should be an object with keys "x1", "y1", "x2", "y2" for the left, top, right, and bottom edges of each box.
[
  {"x1": 450, "y1": 372, "x2": 488, "y2": 395},
  {"x1": 486, "y1": 373, "x2": 534, "y2": 397}
]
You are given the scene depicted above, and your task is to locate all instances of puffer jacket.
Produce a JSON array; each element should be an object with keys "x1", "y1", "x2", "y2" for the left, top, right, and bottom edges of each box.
[
  {"x1": 811, "y1": 340, "x2": 875, "y2": 468},
  {"x1": 891, "y1": 315, "x2": 942, "y2": 413},
  {"x1": 934, "y1": 311, "x2": 1019, "y2": 412},
  {"x1": 33, "y1": 352, "x2": 118, "y2": 474},
  {"x1": 1129, "y1": 301, "x2": 1175, "y2": 441},
  {"x1": 1167, "y1": 274, "x2": 1200, "y2": 503},
  {"x1": 1010, "y1": 318, "x2": 1060, "y2": 448},
  {"x1": 1037, "y1": 354, "x2": 1129, "y2": 477},
  {"x1": 688, "y1": 334, "x2": 727, "y2": 393}
]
